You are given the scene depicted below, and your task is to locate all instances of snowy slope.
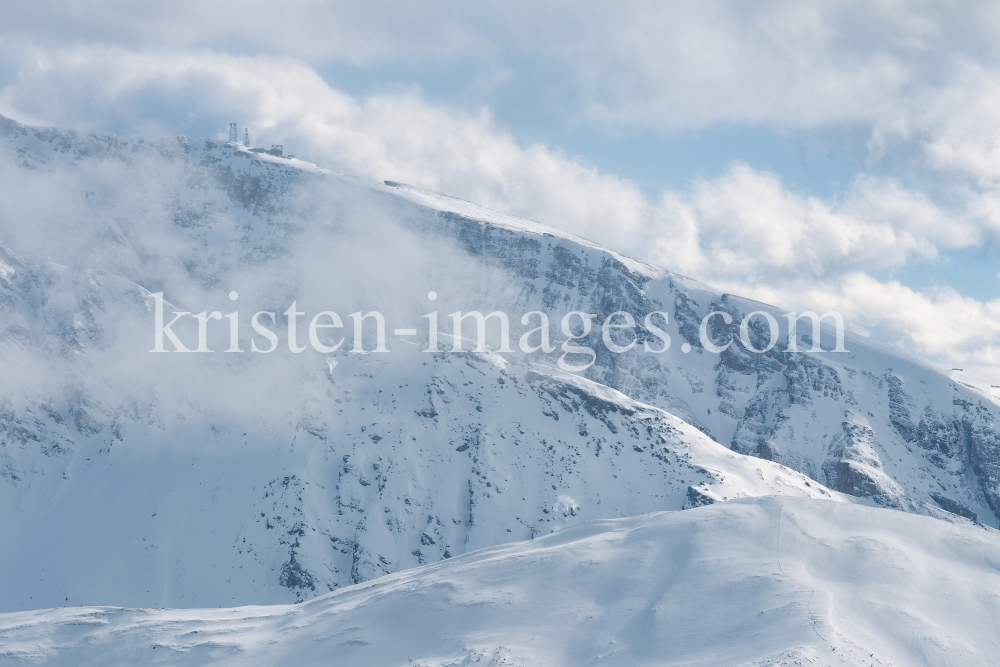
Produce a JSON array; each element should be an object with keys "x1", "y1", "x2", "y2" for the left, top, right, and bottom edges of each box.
[
  {"x1": 0, "y1": 113, "x2": 998, "y2": 613},
  {"x1": 3, "y1": 497, "x2": 1000, "y2": 666},
  {"x1": 0, "y1": 342, "x2": 839, "y2": 611},
  {"x1": 385, "y1": 180, "x2": 1000, "y2": 527}
]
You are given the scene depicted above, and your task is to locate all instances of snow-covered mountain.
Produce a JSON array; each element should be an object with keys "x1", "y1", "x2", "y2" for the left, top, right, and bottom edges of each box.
[
  {"x1": 5, "y1": 497, "x2": 1000, "y2": 666},
  {"x1": 0, "y1": 113, "x2": 998, "y2": 620}
]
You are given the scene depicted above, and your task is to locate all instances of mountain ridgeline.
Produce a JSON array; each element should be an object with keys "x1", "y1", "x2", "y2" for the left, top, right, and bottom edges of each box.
[{"x1": 0, "y1": 114, "x2": 997, "y2": 610}]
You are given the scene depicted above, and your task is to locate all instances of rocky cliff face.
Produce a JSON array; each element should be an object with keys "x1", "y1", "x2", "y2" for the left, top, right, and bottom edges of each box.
[
  {"x1": 0, "y1": 114, "x2": 996, "y2": 610},
  {"x1": 395, "y1": 182, "x2": 1000, "y2": 526}
]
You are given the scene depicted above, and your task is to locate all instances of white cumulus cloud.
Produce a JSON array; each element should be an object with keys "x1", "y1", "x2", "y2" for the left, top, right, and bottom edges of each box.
[{"x1": 2, "y1": 42, "x2": 1000, "y2": 381}]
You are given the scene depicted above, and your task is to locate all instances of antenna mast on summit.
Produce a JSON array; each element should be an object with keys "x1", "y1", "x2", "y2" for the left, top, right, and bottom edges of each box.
[
  {"x1": 244, "y1": 128, "x2": 250, "y2": 147},
  {"x1": 229, "y1": 123, "x2": 237, "y2": 143}
]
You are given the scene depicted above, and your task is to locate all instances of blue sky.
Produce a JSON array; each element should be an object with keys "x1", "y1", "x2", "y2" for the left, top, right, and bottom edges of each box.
[{"x1": 2, "y1": 1, "x2": 1000, "y2": 378}]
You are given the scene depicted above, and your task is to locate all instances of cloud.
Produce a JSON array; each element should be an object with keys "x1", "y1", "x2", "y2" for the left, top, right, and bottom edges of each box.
[
  {"x1": 648, "y1": 166, "x2": 973, "y2": 282},
  {"x1": 0, "y1": 2, "x2": 477, "y2": 64},
  {"x1": 3, "y1": 2, "x2": 998, "y2": 132},
  {"x1": 733, "y1": 274, "x2": 1000, "y2": 382},
  {"x1": 637, "y1": 167, "x2": 1000, "y2": 381},
  {"x1": 0, "y1": 44, "x2": 657, "y2": 249},
  {"x1": 1, "y1": 43, "x2": 1000, "y2": 382}
]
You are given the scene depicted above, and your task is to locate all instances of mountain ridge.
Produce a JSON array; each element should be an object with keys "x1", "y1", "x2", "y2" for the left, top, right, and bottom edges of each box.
[{"x1": 1, "y1": 114, "x2": 998, "y2": 612}]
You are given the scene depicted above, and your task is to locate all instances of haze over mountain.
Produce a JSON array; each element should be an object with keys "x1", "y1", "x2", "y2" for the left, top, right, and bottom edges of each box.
[{"x1": 2, "y1": 116, "x2": 1000, "y2": 665}]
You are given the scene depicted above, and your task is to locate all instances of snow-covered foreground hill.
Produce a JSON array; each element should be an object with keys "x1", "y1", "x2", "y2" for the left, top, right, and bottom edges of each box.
[{"x1": 3, "y1": 497, "x2": 999, "y2": 667}]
